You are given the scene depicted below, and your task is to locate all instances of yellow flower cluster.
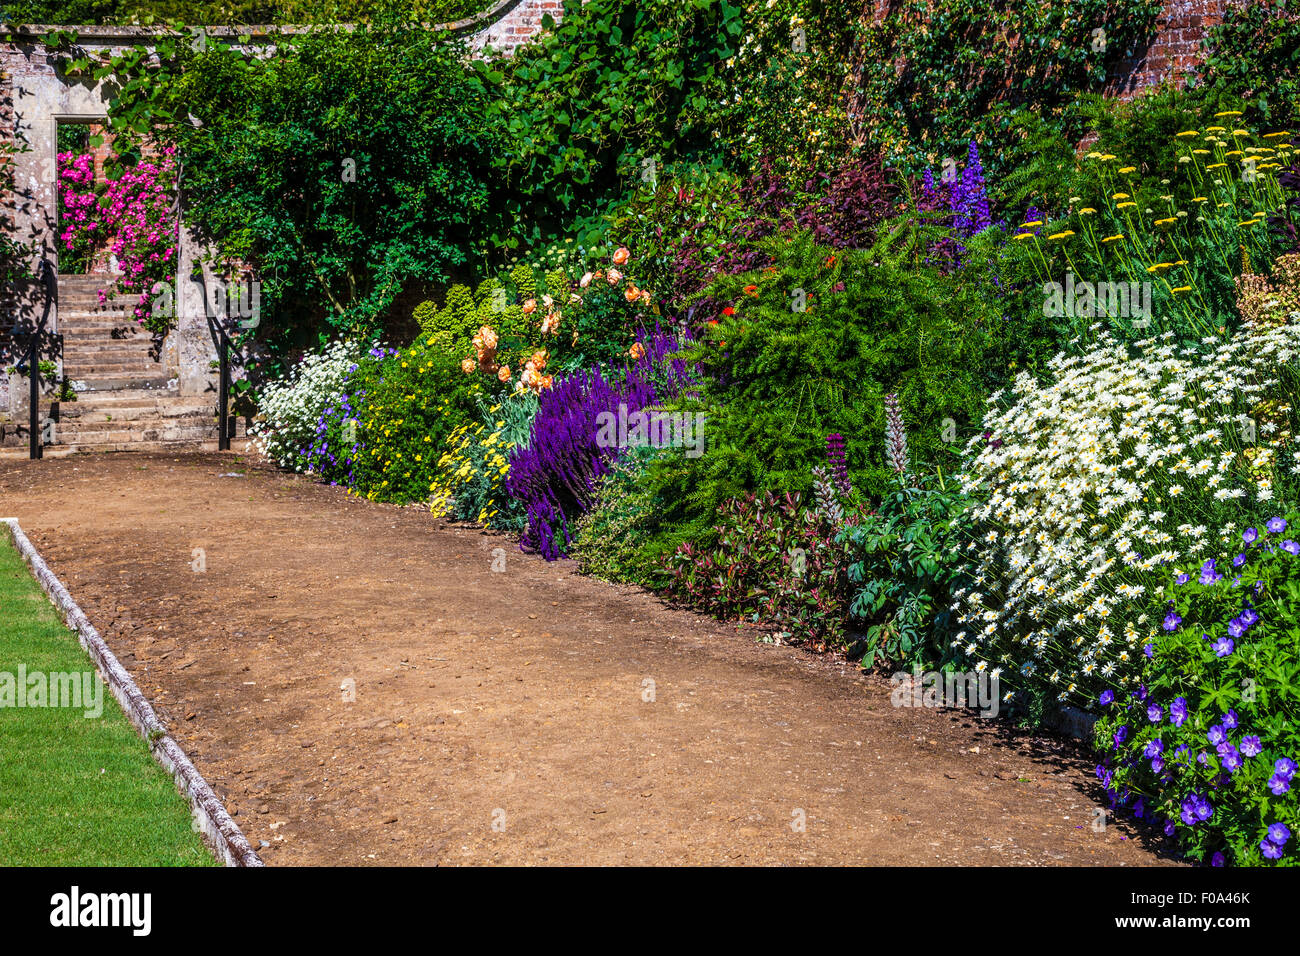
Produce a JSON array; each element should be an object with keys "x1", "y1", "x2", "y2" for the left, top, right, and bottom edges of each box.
[{"x1": 427, "y1": 415, "x2": 514, "y2": 524}]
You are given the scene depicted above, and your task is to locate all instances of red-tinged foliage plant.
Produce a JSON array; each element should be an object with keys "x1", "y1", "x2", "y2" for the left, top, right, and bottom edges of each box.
[{"x1": 660, "y1": 481, "x2": 854, "y2": 650}]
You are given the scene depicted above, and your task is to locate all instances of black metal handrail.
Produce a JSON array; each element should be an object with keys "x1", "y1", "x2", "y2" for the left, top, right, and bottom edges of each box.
[{"x1": 13, "y1": 258, "x2": 56, "y2": 460}]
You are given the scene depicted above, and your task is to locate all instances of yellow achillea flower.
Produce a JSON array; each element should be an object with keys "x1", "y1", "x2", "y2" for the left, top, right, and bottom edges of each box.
[
  {"x1": 1147, "y1": 262, "x2": 1174, "y2": 273},
  {"x1": 1214, "y1": 110, "x2": 1243, "y2": 118},
  {"x1": 1154, "y1": 217, "x2": 1177, "y2": 226},
  {"x1": 1013, "y1": 232, "x2": 1036, "y2": 241},
  {"x1": 1175, "y1": 130, "x2": 1199, "y2": 138},
  {"x1": 1118, "y1": 166, "x2": 1137, "y2": 174},
  {"x1": 1023, "y1": 219, "x2": 1045, "y2": 227},
  {"x1": 1112, "y1": 192, "x2": 1130, "y2": 200},
  {"x1": 1079, "y1": 207, "x2": 1097, "y2": 214},
  {"x1": 1193, "y1": 149, "x2": 1211, "y2": 155},
  {"x1": 1191, "y1": 196, "x2": 1208, "y2": 203},
  {"x1": 1102, "y1": 234, "x2": 1124, "y2": 244},
  {"x1": 1263, "y1": 131, "x2": 1292, "y2": 139},
  {"x1": 1206, "y1": 162, "x2": 1227, "y2": 169},
  {"x1": 1117, "y1": 201, "x2": 1137, "y2": 209},
  {"x1": 1047, "y1": 230, "x2": 1074, "y2": 241},
  {"x1": 1239, "y1": 219, "x2": 1261, "y2": 227},
  {"x1": 1171, "y1": 286, "x2": 1193, "y2": 294}
]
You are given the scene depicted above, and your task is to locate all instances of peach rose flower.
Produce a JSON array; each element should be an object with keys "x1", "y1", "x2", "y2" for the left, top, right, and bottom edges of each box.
[{"x1": 612, "y1": 246, "x2": 630, "y2": 265}]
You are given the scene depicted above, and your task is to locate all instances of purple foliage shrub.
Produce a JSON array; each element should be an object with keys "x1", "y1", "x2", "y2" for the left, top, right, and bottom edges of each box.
[{"x1": 663, "y1": 153, "x2": 895, "y2": 332}]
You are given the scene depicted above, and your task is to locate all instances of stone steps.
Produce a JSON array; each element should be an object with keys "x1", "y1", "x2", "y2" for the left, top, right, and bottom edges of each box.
[
  {"x1": 0, "y1": 437, "x2": 251, "y2": 459},
  {"x1": 69, "y1": 373, "x2": 174, "y2": 391},
  {"x1": 28, "y1": 276, "x2": 232, "y2": 457},
  {"x1": 61, "y1": 402, "x2": 215, "y2": 424}
]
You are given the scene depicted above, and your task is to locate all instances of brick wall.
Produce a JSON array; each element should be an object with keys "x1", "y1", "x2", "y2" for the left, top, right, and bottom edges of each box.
[
  {"x1": 1110, "y1": 0, "x2": 1230, "y2": 96},
  {"x1": 462, "y1": 0, "x2": 568, "y2": 55}
]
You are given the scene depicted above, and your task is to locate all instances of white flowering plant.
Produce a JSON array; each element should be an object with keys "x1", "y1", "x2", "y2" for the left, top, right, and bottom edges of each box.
[
  {"x1": 953, "y1": 322, "x2": 1300, "y2": 710},
  {"x1": 251, "y1": 340, "x2": 367, "y2": 473}
]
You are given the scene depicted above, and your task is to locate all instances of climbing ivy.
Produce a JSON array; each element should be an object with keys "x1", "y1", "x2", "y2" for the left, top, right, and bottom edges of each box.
[{"x1": 850, "y1": 0, "x2": 1164, "y2": 188}]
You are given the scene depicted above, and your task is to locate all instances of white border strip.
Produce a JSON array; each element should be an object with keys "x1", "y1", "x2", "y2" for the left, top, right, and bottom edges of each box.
[{"x1": 2, "y1": 517, "x2": 262, "y2": 867}]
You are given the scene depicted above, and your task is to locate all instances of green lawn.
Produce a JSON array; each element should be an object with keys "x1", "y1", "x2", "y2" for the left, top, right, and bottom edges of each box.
[{"x1": 0, "y1": 535, "x2": 216, "y2": 866}]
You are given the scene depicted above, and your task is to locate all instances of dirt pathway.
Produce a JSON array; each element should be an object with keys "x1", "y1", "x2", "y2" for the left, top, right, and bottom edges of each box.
[{"x1": 0, "y1": 452, "x2": 1177, "y2": 865}]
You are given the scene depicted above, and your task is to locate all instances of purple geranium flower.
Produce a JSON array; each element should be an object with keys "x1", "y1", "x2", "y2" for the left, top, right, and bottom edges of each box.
[
  {"x1": 1283, "y1": 540, "x2": 1300, "y2": 555},
  {"x1": 1163, "y1": 610, "x2": 1182, "y2": 631},
  {"x1": 1221, "y1": 747, "x2": 1242, "y2": 773},
  {"x1": 1170, "y1": 697, "x2": 1188, "y2": 727},
  {"x1": 1240, "y1": 608, "x2": 1259, "y2": 627},
  {"x1": 1164, "y1": 820, "x2": 1176, "y2": 837},
  {"x1": 1100, "y1": 689, "x2": 1114, "y2": 706},
  {"x1": 1213, "y1": 635, "x2": 1235, "y2": 657},
  {"x1": 1262, "y1": 839, "x2": 1284, "y2": 860},
  {"x1": 1276, "y1": 757, "x2": 1297, "y2": 779},
  {"x1": 1207, "y1": 725, "x2": 1227, "y2": 746},
  {"x1": 1151, "y1": 756, "x2": 1165, "y2": 774},
  {"x1": 1211, "y1": 851, "x2": 1226, "y2": 866},
  {"x1": 1144, "y1": 738, "x2": 1164, "y2": 758},
  {"x1": 1269, "y1": 775, "x2": 1291, "y2": 796},
  {"x1": 1243, "y1": 527, "x2": 1259, "y2": 544},
  {"x1": 1233, "y1": 552, "x2": 1247, "y2": 568},
  {"x1": 1223, "y1": 709, "x2": 1239, "y2": 730},
  {"x1": 1268, "y1": 822, "x2": 1291, "y2": 846},
  {"x1": 1241, "y1": 735, "x2": 1263, "y2": 757},
  {"x1": 1144, "y1": 642, "x2": 1155, "y2": 659},
  {"x1": 1267, "y1": 517, "x2": 1287, "y2": 534},
  {"x1": 1200, "y1": 559, "x2": 1223, "y2": 584},
  {"x1": 1176, "y1": 571, "x2": 1190, "y2": 585},
  {"x1": 1147, "y1": 703, "x2": 1162, "y2": 723}
]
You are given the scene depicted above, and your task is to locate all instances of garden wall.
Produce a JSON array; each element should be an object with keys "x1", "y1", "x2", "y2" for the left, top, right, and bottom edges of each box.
[{"x1": 860, "y1": 0, "x2": 1232, "y2": 98}]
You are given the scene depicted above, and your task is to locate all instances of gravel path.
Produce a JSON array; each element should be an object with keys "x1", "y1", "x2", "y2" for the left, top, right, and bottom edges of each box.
[{"x1": 0, "y1": 452, "x2": 1178, "y2": 865}]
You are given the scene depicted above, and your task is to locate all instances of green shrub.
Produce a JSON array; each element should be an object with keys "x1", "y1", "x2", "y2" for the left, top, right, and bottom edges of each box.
[
  {"x1": 570, "y1": 444, "x2": 672, "y2": 585},
  {"x1": 102, "y1": 20, "x2": 507, "y2": 356},
  {"x1": 481, "y1": 0, "x2": 745, "y2": 250},
  {"x1": 349, "y1": 343, "x2": 481, "y2": 503},
  {"x1": 641, "y1": 224, "x2": 1047, "y2": 556},
  {"x1": 844, "y1": 471, "x2": 974, "y2": 669}
]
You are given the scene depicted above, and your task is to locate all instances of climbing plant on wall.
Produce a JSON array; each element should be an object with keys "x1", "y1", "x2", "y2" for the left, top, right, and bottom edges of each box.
[{"x1": 850, "y1": 0, "x2": 1164, "y2": 187}]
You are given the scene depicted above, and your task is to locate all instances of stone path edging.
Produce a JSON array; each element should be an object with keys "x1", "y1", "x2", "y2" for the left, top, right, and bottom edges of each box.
[{"x1": 2, "y1": 517, "x2": 262, "y2": 867}]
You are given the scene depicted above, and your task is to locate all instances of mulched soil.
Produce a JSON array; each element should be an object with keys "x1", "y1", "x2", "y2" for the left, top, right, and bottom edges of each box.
[{"x1": 0, "y1": 452, "x2": 1181, "y2": 865}]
